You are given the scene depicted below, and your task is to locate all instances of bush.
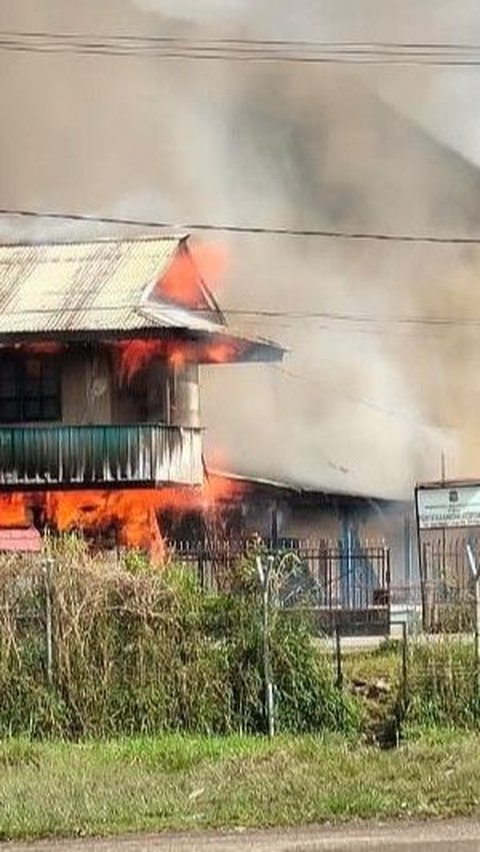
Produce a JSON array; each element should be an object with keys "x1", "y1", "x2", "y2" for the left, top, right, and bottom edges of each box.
[
  {"x1": 406, "y1": 638, "x2": 480, "y2": 729},
  {"x1": 0, "y1": 537, "x2": 357, "y2": 739}
]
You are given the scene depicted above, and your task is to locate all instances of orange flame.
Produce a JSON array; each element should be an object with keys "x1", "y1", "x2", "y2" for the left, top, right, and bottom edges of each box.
[
  {"x1": 114, "y1": 337, "x2": 244, "y2": 384},
  {"x1": 157, "y1": 242, "x2": 227, "y2": 308},
  {"x1": 0, "y1": 475, "x2": 244, "y2": 560},
  {"x1": 115, "y1": 340, "x2": 166, "y2": 385},
  {"x1": 189, "y1": 242, "x2": 228, "y2": 293}
]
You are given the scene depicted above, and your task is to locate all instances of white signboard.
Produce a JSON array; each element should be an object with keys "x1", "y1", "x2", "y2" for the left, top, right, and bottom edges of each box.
[{"x1": 416, "y1": 484, "x2": 480, "y2": 530}]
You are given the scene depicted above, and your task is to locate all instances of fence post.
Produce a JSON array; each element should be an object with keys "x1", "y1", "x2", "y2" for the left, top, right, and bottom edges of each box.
[
  {"x1": 401, "y1": 620, "x2": 408, "y2": 715},
  {"x1": 44, "y1": 557, "x2": 54, "y2": 687},
  {"x1": 466, "y1": 543, "x2": 480, "y2": 707},
  {"x1": 198, "y1": 548, "x2": 205, "y2": 591},
  {"x1": 335, "y1": 624, "x2": 343, "y2": 690},
  {"x1": 256, "y1": 554, "x2": 275, "y2": 738}
]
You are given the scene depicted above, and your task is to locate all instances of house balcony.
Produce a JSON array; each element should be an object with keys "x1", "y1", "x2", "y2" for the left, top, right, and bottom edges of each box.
[{"x1": 0, "y1": 424, "x2": 203, "y2": 490}]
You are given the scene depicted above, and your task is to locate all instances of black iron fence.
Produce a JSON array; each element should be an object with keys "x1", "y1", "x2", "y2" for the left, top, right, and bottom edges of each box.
[{"x1": 169, "y1": 538, "x2": 391, "y2": 636}]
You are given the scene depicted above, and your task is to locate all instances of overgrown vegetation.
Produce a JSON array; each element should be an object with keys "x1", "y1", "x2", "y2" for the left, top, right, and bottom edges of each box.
[
  {"x1": 0, "y1": 537, "x2": 357, "y2": 739},
  {"x1": 1, "y1": 535, "x2": 480, "y2": 744},
  {"x1": 343, "y1": 636, "x2": 480, "y2": 739},
  {"x1": 406, "y1": 638, "x2": 480, "y2": 729},
  {"x1": 2, "y1": 540, "x2": 480, "y2": 840}
]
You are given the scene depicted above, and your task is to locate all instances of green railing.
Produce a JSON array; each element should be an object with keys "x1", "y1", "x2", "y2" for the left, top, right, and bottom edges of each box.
[{"x1": 0, "y1": 424, "x2": 203, "y2": 488}]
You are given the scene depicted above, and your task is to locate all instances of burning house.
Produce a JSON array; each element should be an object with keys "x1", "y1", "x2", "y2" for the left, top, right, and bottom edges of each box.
[{"x1": 0, "y1": 235, "x2": 282, "y2": 551}]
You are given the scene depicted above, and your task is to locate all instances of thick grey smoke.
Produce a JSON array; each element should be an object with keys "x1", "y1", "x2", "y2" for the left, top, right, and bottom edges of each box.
[{"x1": 2, "y1": 0, "x2": 480, "y2": 498}]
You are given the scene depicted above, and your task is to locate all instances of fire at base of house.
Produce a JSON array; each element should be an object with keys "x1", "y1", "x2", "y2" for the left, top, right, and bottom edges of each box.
[{"x1": 0, "y1": 477, "x2": 239, "y2": 557}]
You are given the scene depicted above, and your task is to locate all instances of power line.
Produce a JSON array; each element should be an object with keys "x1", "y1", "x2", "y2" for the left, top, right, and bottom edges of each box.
[
  {"x1": 2, "y1": 206, "x2": 480, "y2": 245},
  {"x1": 0, "y1": 304, "x2": 474, "y2": 334},
  {"x1": 0, "y1": 302, "x2": 478, "y2": 327},
  {"x1": 2, "y1": 32, "x2": 480, "y2": 65},
  {"x1": 273, "y1": 365, "x2": 427, "y2": 426},
  {"x1": 223, "y1": 309, "x2": 480, "y2": 326},
  {"x1": 8, "y1": 31, "x2": 480, "y2": 49}
]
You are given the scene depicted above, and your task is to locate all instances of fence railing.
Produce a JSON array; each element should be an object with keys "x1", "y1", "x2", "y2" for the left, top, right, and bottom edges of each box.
[
  {"x1": 169, "y1": 538, "x2": 391, "y2": 636},
  {"x1": 0, "y1": 424, "x2": 203, "y2": 488}
]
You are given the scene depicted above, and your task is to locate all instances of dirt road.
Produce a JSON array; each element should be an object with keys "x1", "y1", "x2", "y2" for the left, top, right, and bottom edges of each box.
[{"x1": 4, "y1": 819, "x2": 480, "y2": 851}]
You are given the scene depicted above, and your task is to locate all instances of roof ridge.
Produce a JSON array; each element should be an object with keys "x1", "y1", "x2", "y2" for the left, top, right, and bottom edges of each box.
[{"x1": 0, "y1": 233, "x2": 187, "y2": 249}]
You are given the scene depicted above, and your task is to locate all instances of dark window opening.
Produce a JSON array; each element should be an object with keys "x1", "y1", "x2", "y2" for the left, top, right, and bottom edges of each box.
[{"x1": 0, "y1": 356, "x2": 61, "y2": 423}]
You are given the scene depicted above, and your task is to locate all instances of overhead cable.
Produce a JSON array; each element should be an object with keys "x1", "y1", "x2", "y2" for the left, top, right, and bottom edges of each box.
[{"x1": 2, "y1": 206, "x2": 480, "y2": 245}]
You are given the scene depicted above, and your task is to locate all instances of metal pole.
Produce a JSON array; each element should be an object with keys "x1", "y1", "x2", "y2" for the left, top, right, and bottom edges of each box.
[
  {"x1": 335, "y1": 625, "x2": 343, "y2": 690},
  {"x1": 414, "y1": 487, "x2": 427, "y2": 631},
  {"x1": 440, "y1": 454, "x2": 447, "y2": 586},
  {"x1": 44, "y1": 557, "x2": 54, "y2": 687},
  {"x1": 475, "y1": 581, "x2": 480, "y2": 709},
  {"x1": 466, "y1": 543, "x2": 480, "y2": 706},
  {"x1": 256, "y1": 555, "x2": 275, "y2": 737},
  {"x1": 401, "y1": 620, "x2": 408, "y2": 714}
]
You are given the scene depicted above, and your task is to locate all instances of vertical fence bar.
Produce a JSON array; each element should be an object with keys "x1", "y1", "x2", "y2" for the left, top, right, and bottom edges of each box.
[{"x1": 335, "y1": 625, "x2": 343, "y2": 690}]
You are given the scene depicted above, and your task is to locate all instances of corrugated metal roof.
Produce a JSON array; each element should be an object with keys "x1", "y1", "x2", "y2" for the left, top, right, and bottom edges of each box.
[{"x1": 0, "y1": 235, "x2": 223, "y2": 337}]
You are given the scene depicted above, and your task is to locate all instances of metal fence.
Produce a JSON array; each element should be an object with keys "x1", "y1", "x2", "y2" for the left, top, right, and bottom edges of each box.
[
  {"x1": 169, "y1": 538, "x2": 391, "y2": 636},
  {"x1": 420, "y1": 537, "x2": 478, "y2": 632}
]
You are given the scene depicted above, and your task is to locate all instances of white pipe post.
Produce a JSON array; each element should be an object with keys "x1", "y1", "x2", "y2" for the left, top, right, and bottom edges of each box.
[
  {"x1": 256, "y1": 554, "x2": 275, "y2": 737},
  {"x1": 466, "y1": 542, "x2": 480, "y2": 704}
]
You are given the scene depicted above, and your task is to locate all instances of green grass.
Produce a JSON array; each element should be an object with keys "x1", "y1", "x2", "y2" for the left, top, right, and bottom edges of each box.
[
  {"x1": 343, "y1": 640, "x2": 401, "y2": 686},
  {"x1": 1, "y1": 732, "x2": 480, "y2": 840}
]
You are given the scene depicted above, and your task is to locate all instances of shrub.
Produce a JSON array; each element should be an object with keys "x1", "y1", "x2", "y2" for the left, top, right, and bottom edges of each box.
[{"x1": 0, "y1": 537, "x2": 356, "y2": 739}]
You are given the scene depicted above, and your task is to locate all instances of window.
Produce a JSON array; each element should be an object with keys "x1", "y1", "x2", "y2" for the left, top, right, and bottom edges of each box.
[{"x1": 0, "y1": 356, "x2": 61, "y2": 423}]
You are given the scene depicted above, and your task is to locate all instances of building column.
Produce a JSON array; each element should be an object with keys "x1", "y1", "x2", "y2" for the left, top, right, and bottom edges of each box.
[{"x1": 169, "y1": 363, "x2": 200, "y2": 428}]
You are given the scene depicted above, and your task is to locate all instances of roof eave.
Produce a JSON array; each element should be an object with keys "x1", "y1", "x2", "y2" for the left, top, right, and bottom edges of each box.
[{"x1": 0, "y1": 327, "x2": 286, "y2": 363}]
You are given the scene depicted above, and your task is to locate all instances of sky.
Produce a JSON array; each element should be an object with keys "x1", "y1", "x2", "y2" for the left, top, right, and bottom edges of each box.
[{"x1": 1, "y1": 1, "x2": 480, "y2": 498}]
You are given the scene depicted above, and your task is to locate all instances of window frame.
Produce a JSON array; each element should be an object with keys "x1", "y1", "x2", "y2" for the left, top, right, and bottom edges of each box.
[{"x1": 0, "y1": 355, "x2": 62, "y2": 424}]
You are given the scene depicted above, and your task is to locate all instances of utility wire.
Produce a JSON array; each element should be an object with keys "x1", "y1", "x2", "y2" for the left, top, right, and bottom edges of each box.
[
  {"x1": 2, "y1": 207, "x2": 480, "y2": 245},
  {"x1": 2, "y1": 32, "x2": 480, "y2": 64},
  {"x1": 8, "y1": 31, "x2": 480, "y2": 48},
  {"x1": 220, "y1": 309, "x2": 480, "y2": 326},
  {"x1": 273, "y1": 365, "x2": 427, "y2": 426},
  {"x1": 0, "y1": 302, "x2": 478, "y2": 327}
]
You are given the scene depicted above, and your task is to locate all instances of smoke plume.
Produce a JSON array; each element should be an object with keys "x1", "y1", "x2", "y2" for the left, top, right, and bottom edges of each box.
[{"x1": 1, "y1": 0, "x2": 480, "y2": 498}]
